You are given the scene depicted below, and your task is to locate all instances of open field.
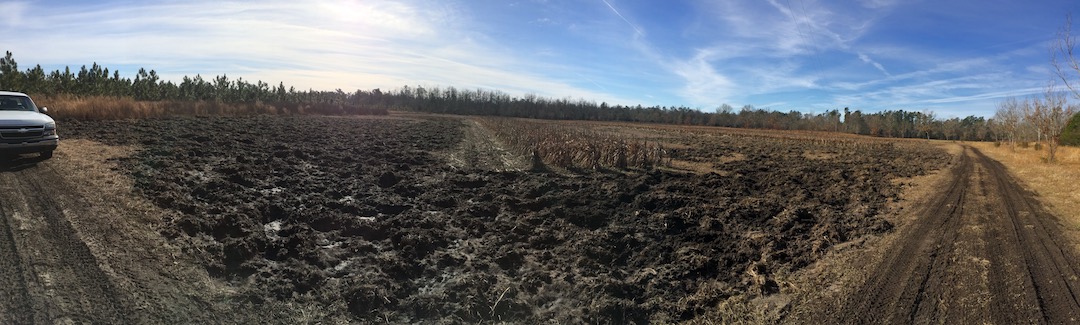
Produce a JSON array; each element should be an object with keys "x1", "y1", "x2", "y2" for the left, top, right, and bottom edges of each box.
[
  {"x1": 2, "y1": 113, "x2": 1078, "y2": 323},
  {"x1": 52, "y1": 114, "x2": 948, "y2": 323}
]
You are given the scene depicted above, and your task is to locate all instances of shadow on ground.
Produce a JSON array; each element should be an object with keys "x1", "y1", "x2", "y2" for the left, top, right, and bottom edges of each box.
[{"x1": 0, "y1": 154, "x2": 50, "y2": 172}]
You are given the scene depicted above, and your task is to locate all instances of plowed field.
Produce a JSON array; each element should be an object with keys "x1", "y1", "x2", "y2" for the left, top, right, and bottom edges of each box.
[{"x1": 34, "y1": 115, "x2": 953, "y2": 323}]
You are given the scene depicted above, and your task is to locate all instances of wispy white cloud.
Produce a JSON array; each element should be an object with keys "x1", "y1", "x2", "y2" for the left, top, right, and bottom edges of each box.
[
  {"x1": 829, "y1": 71, "x2": 1042, "y2": 112},
  {"x1": 599, "y1": 0, "x2": 644, "y2": 37},
  {"x1": 641, "y1": 0, "x2": 1054, "y2": 115},
  {"x1": 646, "y1": 0, "x2": 886, "y2": 108},
  {"x1": 0, "y1": 2, "x2": 29, "y2": 28},
  {"x1": 858, "y1": 52, "x2": 891, "y2": 76},
  {"x1": 2, "y1": 0, "x2": 636, "y2": 104},
  {"x1": 857, "y1": 0, "x2": 901, "y2": 10},
  {"x1": 670, "y1": 50, "x2": 737, "y2": 105}
]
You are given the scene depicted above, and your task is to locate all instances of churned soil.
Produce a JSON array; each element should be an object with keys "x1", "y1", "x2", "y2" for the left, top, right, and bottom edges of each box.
[{"x1": 59, "y1": 115, "x2": 950, "y2": 323}]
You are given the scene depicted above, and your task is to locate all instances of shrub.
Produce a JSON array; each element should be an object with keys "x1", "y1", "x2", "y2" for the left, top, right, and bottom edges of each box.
[{"x1": 1062, "y1": 112, "x2": 1080, "y2": 146}]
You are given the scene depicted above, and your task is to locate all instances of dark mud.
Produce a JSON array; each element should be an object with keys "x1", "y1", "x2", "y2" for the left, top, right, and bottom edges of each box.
[{"x1": 63, "y1": 115, "x2": 949, "y2": 323}]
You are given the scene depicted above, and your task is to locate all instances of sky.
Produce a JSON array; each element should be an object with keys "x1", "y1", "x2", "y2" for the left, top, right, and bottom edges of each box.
[{"x1": 2, "y1": 0, "x2": 1079, "y2": 118}]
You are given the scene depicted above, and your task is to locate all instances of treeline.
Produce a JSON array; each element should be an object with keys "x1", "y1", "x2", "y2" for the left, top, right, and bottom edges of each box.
[
  {"x1": 0, "y1": 51, "x2": 1009, "y2": 140},
  {"x1": 373, "y1": 85, "x2": 996, "y2": 141},
  {"x1": 0, "y1": 51, "x2": 386, "y2": 115}
]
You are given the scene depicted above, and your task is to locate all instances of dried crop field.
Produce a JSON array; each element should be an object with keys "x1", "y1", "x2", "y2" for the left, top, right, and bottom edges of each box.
[
  {"x1": 476, "y1": 117, "x2": 666, "y2": 170},
  {"x1": 57, "y1": 114, "x2": 949, "y2": 323}
]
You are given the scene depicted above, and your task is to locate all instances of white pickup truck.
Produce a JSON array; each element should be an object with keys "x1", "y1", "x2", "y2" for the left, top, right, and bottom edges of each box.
[{"x1": 0, "y1": 91, "x2": 58, "y2": 159}]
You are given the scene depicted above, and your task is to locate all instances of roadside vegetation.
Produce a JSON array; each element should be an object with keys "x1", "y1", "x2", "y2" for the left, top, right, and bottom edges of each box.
[
  {"x1": 36, "y1": 94, "x2": 387, "y2": 120},
  {"x1": 992, "y1": 88, "x2": 1078, "y2": 163},
  {"x1": 1062, "y1": 112, "x2": 1080, "y2": 146}
]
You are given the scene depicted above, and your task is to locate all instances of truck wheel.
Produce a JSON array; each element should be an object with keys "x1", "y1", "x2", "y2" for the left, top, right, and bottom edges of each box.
[{"x1": 41, "y1": 151, "x2": 53, "y2": 159}]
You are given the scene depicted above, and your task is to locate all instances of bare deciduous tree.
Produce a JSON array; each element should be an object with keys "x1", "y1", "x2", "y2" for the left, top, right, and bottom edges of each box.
[
  {"x1": 1027, "y1": 82, "x2": 1078, "y2": 162},
  {"x1": 993, "y1": 97, "x2": 1023, "y2": 147},
  {"x1": 1053, "y1": 14, "x2": 1080, "y2": 99}
]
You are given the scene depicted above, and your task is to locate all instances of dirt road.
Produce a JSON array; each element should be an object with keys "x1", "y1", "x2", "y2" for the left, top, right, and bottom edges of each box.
[
  {"x1": 0, "y1": 155, "x2": 134, "y2": 324},
  {"x1": 817, "y1": 145, "x2": 1080, "y2": 323},
  {"x1": 0, "y1": 141, "x2": 244, "y2": 324}
]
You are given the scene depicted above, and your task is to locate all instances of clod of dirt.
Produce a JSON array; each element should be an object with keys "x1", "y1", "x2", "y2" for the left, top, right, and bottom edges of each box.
[{"x1": 378, "y1": 171, "x2": 399, "y2": 188}]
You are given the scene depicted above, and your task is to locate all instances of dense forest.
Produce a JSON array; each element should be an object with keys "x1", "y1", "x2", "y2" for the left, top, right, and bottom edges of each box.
[{"x1": 0, "y1": 50, "x2": 1032, "y2": 141}]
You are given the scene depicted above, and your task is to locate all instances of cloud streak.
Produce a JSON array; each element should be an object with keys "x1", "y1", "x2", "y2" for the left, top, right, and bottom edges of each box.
[
  {"x1": 599, "y1": 0, "x2": 644, "y2": 37},
  {"x1": 858, "y1": 53, "x2": 891, "y2": 76}
]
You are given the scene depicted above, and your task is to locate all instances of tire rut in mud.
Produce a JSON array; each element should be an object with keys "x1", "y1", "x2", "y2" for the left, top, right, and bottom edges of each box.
[
  {"x1": 0, "y1": 159, "x2": 135, "y2": 324},
  {"x1": 0, "y1": 174, "x2": 34, "y2": 324},
  {"x1": 828, "y1": 146, "x2": 1080, "y2": 323}
]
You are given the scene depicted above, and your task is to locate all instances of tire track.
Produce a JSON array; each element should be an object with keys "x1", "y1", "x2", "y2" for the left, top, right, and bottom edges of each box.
[
  {"x1": 825, "y1": 146, "x2": 1080, "y2": 323},
  {"x1": 0, "y1": 178, "x2": 34, "y2": 324},
  {"x1": 0, "y1": 157, "x2": 135, "y2": 324},
  {"x1": 974, "y1": 147, "x2": 1080, "y2": 323},
  {"x1": 838, "y1": 147, "x2": 972, "y2": 324}
]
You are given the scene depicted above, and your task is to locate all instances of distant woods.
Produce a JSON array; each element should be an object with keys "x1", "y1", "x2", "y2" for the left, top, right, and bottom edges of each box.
[
  {"x1": 380, "y1": 85, "x2": 999, "y2": 141},
  {"x1": 0, "y1": 50, "x2": 1014, "y2": 141},
  {"x1": 0, "y1": 51, "x2": 386, "y2": 116}
]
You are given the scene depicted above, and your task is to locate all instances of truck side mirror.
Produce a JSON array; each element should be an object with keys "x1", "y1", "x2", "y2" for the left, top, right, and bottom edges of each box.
[{"x1": 40, "y1": 107, "x2": 48, "y2": 114}]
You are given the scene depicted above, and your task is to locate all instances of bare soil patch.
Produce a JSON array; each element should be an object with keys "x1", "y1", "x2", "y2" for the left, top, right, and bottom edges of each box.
[{"x1": 445, "y1": 118, "x2": 530, "y2": 172}]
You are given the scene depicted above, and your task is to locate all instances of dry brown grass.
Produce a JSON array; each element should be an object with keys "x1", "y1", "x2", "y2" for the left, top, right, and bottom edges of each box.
[
  {"x1": 581, "y1": 120, "x2": 911, "y2": 155},
  {"x1": 476, "y1": 117, "x2": 665, "y2": 170},
  {"x1": 32, "y1": 95, "x2": 387, "y2": 120},
  {"x1": 971, "y1": 142, "x2": 1080, "y2": 246},
  {"x1": 34, "y1": 95, "x2": 280, "y2": 119}
]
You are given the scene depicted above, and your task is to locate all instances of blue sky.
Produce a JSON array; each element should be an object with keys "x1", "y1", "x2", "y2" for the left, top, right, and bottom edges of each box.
[{"x1": 2, "y1": 0, "x2": 1078, "y2": 117}]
